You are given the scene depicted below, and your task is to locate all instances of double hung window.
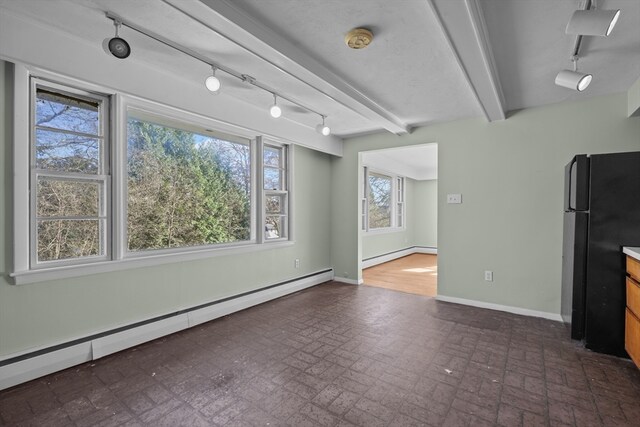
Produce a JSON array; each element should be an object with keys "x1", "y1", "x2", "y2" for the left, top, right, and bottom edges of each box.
[
  {"x1": 263, "y1": 143, "x2": 288, "y2": 241},
  {"x1": 362, "y1": 167, "x2": 405, "y2": 232},
  {"x1": 31, "y1": 81, "x2": 110, "y2": 267}
]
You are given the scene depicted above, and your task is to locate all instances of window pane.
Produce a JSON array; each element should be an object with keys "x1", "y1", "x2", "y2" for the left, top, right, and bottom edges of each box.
[
  {"x1": 36, "y1": 89, "x2": 99, "y2": 135},
  {"x1": 264, "y1": 167, "x2": 282, "y2": 190},
  {"x1": 368, "y1": 173, "x2": 392, "y2": 229},
  {"x1": 264, "y1": 146, "x2": 281, "y2": 167},
  {"x1": 266, "y1": 195, "x2": 285, "y2": 214},
  {"x1": 37, "y1": 219, "x2": 102, "y2": 261},
  {"x1": 35, "y1": 129, "x2": 100, "y2": 173},
  {"x1": 127, "y1": 117, "x2": 251, "y2": 251},
  {"x1": 265, "y1": 215, "x2": 284, "y2": 239},
  {"x1": 37, "y1": 178, "x2": 100, "y2": 217}
]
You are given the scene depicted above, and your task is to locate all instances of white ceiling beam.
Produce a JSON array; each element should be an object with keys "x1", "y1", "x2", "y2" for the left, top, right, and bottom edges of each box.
[
  {"x1": 427, "y1": 0, "x2": 506, "y2": 122},
  {"x1": 167, "y1": 0, "x2": 409, "y2": 135}
]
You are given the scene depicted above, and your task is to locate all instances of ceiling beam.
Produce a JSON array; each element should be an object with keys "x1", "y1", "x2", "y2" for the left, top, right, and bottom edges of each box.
[
  {"x1": 427, "y1": 0, "x2": 506, "y2": 122},
  {"x1": 165, "y1": 0, "x2": 409, "y2": 135}
]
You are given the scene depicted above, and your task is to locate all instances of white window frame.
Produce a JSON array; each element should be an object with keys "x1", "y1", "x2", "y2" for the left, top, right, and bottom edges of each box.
[
  {"x1": 261, "y1": 139, "x2": 290, "y2": 243},
  {"x1": 29, "y1": 78, "x2": 111, "y2": 269},
  {"x1": 362, "y1": 166, "x2": 405, "y2": 233},
  {"x1": 120, "y1": 101, "x2": 258, "y2": 257},
  {"x1": 11, "y1": 65, "x2": 294, "y2": 285}
]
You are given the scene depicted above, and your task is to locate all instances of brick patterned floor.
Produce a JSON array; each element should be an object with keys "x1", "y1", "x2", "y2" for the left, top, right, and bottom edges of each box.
[{"x1": 1, "y1": 282, "x2": 640, "y2": 426}]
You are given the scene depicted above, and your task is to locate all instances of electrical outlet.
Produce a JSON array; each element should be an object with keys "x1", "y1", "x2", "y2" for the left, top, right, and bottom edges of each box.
[
  {"x1": 295, "y1": 259, "x2": 300, "y2": 269},
  {"x1": 484, "y1": 270, "x2": 493, "y2": 282}
]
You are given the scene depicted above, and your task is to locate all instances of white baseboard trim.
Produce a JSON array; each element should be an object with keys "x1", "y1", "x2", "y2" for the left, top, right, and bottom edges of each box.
[
  {"x1": 92, "y1": 316, "x2": 190, "y2": 360},
  {"x1": 361, "y1": 246, "x2": 437, "y2": 269},
  {"x1": 333, "y1": 276, "x2": 363, "y2": 285},
  {"x1": 435, "y1": 295, "x2": 563, "y2": 322},
  {"x1": 0, "y1": 269, "x2": 333, "y2": 391},
  {"x1": 414, "y1": 246, "x2": 438, "y2": 255},
  {"x1": 0, "y1": 343, "x2": 93, "y2": 392},
  {"x1": 187, "y1": 270, "x2": 333, "y2": 327}
]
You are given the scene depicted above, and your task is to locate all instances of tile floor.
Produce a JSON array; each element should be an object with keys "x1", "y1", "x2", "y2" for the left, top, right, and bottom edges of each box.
[{"x1": 1, "y1": 282, "x2": 640, "y2": 426}]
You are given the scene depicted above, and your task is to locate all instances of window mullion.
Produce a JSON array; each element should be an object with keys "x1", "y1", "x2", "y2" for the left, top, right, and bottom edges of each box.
[
  {"x1": 256, "y1": 137, "x2": 264, "y2": 244},
  {"x1": 112, "y1": 94, "x2": 126, "y2": 261}
]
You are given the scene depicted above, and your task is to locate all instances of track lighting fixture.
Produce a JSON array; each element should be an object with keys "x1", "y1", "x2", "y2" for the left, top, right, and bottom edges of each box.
[
  {"x1": 107, "y1": 20, "x2": 131, "y2": 59},
  {"x1": 269, "y1": 94, "x2": 282, "y2": 118},
  {"x1": 204, "y1": 66, "x2": 221, "y2": 93},
  {"x1": 104, "y1": 12, "x2": 332, "y2": 136},
  {"x1": 316, "y1": 116, "x2": 331, "y2": 136},
  {"x1": 555, "y1": 56, "x2": 592, "y2": 92},
  {"x1": 566, "y1": 8, "x2": 621, "y2": 37}
]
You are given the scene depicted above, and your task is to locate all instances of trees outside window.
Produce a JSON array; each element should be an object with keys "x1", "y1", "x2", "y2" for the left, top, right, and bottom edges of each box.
[
  {"x1": 368, "y1": 172, "x2": 392, "y2": 229},
  {"x1": 23, "y1": 77, "x2": 291, "y2": 276},
  {"x1": 32, "y1": 85, "x2": 109, "y2": 265},
  {"x1": 127, "y1": 118, "x2": 251, "y2": 251},
  {"x1": 363, "y1": 167, "x2": 405, "y2": 231},
  {"x1": 263, "y1": 143, "x2": 288, "y2": 240}
]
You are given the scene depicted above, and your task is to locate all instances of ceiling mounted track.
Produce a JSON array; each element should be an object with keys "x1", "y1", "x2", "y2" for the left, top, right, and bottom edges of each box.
[{"x1": 104, "y1": 11, "x2": 332, "y2": 135}]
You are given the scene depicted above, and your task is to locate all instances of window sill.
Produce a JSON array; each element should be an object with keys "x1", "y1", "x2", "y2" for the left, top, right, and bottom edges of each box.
[
  {"x1": 10, "y1": 241, "x2": 295, "y2": 285},
  {"x1": 363, "y1": 227, "x2": 406, "y2": 236}
]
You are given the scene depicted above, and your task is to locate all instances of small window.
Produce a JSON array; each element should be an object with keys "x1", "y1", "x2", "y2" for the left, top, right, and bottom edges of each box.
[
  {"x1": 362, "y1": 167, "x2": 405, "y2": 232},
  {"x1": 263, "y1": 143, "x2": 288, "y2": 240},
  {"x1": 368, "y1": 172, "x2": 393, "y2": 229},
  {"x1": 126, "y1": 115, "x2": 252, "y2": 252},
  {"x1": 31, "y1": 83, "x2": 109, "y2": 267},
  {"x1": 396, "y1": 176, "x2": 405, "y2": 228}
]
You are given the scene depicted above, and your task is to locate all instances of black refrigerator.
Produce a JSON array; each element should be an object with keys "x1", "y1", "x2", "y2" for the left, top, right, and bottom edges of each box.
[{"x1": 561, "y1": 151, "x2": 640, "y2": 357}]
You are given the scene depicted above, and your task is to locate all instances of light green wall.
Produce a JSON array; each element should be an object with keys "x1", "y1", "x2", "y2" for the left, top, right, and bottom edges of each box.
[
  {"x1": 413, "y1": 179, "x2": 437, "y2": 247},
  {"x1": 332, "y1": 93, "x2": 640, "y2": 314},
  {"x1": 0, "y1": 61, "x2": 333, "y2": 357},
  {"x1": 361, "y1": 178, "x2": 415, "y2": 260},
  {"x1": 361, "y1": 177, "x2": 438, "y2": 260}
]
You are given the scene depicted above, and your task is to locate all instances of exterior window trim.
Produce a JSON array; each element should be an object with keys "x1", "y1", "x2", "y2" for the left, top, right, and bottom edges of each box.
[{"x1": 11, "y1": 65, "x2": 294, "y2": 285}]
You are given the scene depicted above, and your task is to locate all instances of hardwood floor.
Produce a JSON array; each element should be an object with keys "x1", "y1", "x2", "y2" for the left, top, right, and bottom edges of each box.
[{"x1": 363, "y1": 253, "x2": 437, "y2": 297}]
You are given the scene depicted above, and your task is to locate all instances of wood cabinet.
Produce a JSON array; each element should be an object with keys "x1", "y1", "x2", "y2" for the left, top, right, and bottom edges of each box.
[{"x1": 626, "y1": 255, "x2": 640, "y2": 368}]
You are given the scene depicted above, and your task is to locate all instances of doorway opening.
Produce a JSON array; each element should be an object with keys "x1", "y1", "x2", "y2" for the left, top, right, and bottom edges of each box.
[{"x1": 358, "y1": 143, "x2": 438, "y2": 297}]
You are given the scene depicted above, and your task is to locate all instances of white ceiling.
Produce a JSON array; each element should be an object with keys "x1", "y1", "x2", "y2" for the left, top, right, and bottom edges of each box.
[
  {"x1": 0, "y1": 0, "x2": 638, "y2": 144},
  {"x1": 363, "y1": 144, "x2": 438, "y2": 181}
]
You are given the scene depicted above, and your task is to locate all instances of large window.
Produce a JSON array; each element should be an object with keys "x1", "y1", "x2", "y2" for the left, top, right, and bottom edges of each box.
[
  {"x1": 126, "y1": 115, "x2": 252, "y2": 252},
  {"x1": 15, "y1": 75, "x2": 291, "y2": 282},
  {"x1": 362, "y1": 167, "x2": 405, "y2": 232},
  {"x1": 31, "y1": 82, "x2": 109, "y2": 267}
]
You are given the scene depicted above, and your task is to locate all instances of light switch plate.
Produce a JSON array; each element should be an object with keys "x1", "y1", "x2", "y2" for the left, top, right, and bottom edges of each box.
[{"x1": 447, "y1": 193, "x2": 462, "y2": 204}]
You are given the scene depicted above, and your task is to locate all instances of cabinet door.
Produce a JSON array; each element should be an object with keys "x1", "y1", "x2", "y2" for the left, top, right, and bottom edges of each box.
[
  {"x1": 628, "y1": 256, "x2": 640, "y2": 283},
  {"x1": 625, "y1": 308, "x2": 640, "y2": 368}
]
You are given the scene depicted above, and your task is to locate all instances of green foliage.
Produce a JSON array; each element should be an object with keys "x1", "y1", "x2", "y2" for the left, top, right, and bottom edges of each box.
[{"x1": 126, "y1": 119, "x2": 251, "y2": 251}]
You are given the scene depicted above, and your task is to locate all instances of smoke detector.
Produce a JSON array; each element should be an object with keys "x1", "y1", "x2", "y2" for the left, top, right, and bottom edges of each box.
[{"x1": 345, "y1": 28, "x2": 373, "y2": 49}]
